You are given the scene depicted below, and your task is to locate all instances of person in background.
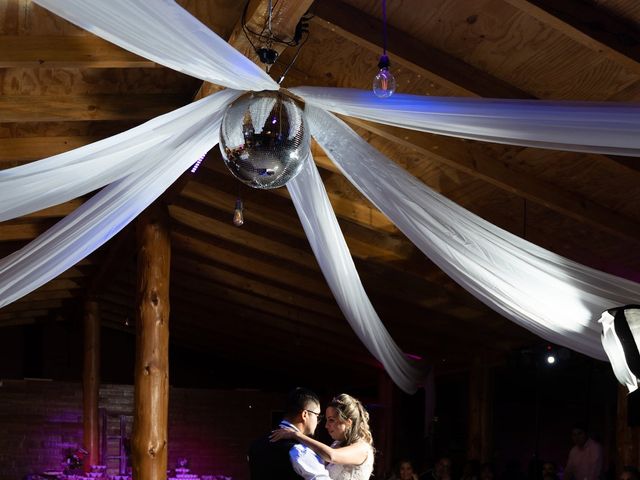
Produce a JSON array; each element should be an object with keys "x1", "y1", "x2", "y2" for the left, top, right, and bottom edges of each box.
[
  {"x1": 420, "y1": 457, "x2": 453, "y2": 480},
  {"x1": 399, "y1": 459, "x2": 419, "y2": 480},
  {"x1": 620, "y1": 466, "x2": 640, "y2": 480},
  {"x1": 563, "y1": 424, "x2": 603, "y2": 480},
  {"x1": 460, "y1": 460, "x2": 480, "y2": 480},
  {"x1": 479, "y1": 463, "x2": 495, "y2": 480},
  {"x1": 387, "y1": 459, "x2": 419, "y2": 480},
  {"x1": 542, "y1": 461, "x2": 559, "y2": 480}
]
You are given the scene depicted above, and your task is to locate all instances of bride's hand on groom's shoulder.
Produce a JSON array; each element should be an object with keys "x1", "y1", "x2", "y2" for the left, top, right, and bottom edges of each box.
[{"x1": 269, "y1": 427, "x2": 298, "y2": 442}]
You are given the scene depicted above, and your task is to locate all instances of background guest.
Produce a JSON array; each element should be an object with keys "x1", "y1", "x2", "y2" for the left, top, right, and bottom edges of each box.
[{"x1": 563, "y1": 425, "x2": 602, "y2": 480}]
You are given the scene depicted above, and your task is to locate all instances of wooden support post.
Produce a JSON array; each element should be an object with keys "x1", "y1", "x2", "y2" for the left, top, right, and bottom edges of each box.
[
  {"x1": 131, "y1": 203, "x2": 171, "y2": 480},
  {"x1": 83, "y1": 299, "x2": 101, "y2": 471},
  {"x1": 378, "y1": 372, "x2": 396, "y2": 477},
  {"x1": 467, "y1": 357, "x2": 493, "y2": 462},
  {"x1": 616, "y1": 385, "x2": 640, "y2": 473}
]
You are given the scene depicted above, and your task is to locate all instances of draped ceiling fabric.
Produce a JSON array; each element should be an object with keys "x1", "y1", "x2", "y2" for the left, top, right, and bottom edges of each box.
[{"x1": 2, "y1": 0, "x2": 639, "y2": 392}]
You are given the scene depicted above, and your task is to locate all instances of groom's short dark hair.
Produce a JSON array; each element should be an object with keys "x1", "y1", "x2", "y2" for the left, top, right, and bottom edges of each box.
[{"x1": 284, "y1": 387, "x2": 319, "y2": 416}]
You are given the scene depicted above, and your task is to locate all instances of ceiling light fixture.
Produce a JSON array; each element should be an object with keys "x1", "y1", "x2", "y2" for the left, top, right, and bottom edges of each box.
[
  {"x1": 373, "y1": 0, "x2": 396, "y2": 98},
  {"x1": 233, "y1": 197, "x2": 245, "y2": 227}
]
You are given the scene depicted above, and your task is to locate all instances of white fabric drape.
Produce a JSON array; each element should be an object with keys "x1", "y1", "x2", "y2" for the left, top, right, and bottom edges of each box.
[
  {"x1": 33, "y1": 0, "x2": 278, "y2": 92},
  {"x1": 288, "y1": 155, "x2": 422, "y2": 393},
  {"x1": 293, "y1": 87, "x2": 640, "y2": 157},
  {"x1": 8, "y1": 0, "x2": 426, "y2": 393},
  {"x1": 307, "y1": 106, "x2": 640, "y2": 360},
  {"x1": 15, "y1": 0, "x2": 640, "y2": 392},
  {"x1": 600, "y1": 310, "x2": 638, "y2": 392},
  {"x1": 0, "y1": 90, "x2": 237, "y2": 309},
  {"x1": 0, "y1": 90, "x2": 242, "y2": 221}
]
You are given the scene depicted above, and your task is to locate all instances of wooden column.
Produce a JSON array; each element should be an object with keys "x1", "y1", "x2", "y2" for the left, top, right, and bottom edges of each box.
[
  {"x1": 616, "y1": 385, "x2": 640, "y2": 472},
  {"x1": 83, "y1": 299, "x2": 101, "y2": 471},
  {"x1": 131, "y1": 203, "x2": 171, "y2": 480},
  {"x1": 378, "y1": 372, "x2": 396, "y2": 477},
  {"x1": 467, "y1": 357, "x2": 493, "y2": 462}
]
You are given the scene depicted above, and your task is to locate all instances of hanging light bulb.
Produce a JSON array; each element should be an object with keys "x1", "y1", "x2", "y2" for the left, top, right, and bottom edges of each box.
[
  {"x1": 373, "y1": 0, "x2": 396, "y2": 98},
  {"x1": 373, "y1": 55, "x2": 396, "y2": 98},
  {"x1": 233, "y1": 198, "x2": 244, "y2": 227}
]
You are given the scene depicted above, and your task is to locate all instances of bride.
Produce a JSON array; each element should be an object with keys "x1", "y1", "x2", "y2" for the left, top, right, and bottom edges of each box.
[{"x1": 271, "y1": 393, "x2": 374, "y2": 480}]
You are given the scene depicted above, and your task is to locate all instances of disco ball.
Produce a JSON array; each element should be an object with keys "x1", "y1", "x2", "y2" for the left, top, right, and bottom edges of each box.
[{"x1": 219, "y1": 90, "x2": 310, "y2": 189}]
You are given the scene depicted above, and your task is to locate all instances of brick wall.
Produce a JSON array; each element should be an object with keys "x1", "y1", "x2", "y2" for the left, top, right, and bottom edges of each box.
[{"x1": 0, "y1": 380, "x2": 284, "y2": 480}]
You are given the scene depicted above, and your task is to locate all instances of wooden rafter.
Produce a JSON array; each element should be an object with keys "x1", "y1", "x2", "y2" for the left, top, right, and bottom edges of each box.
[{"x1": 503, "y1": 0, "x2": 640, "y2": 75}]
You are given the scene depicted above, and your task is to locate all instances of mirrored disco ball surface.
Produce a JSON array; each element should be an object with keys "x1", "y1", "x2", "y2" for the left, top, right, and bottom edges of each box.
[{"x1": 219, "y1": 90, "x2": 310, "y2": 189}]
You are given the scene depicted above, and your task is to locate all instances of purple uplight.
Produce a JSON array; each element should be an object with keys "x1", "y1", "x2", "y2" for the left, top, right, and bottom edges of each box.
[
  {"x1": 405, "y1": 352, "x2": 423, "y2": 361},
  {"x1": 190, "y1": 154, "x2": 206, "y2": 173}
]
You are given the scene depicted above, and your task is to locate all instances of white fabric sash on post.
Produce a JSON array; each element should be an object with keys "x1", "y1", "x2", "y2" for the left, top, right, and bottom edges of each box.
[
  {"x1": 0, "y1": 90, "x2": 242, "y2": 221},
  {"x1": 293, "y1": 87, "x2": 640, "y2": 157},
  {"x1": 0, "y1": 90, "x2": 238, "y2": 309},
  {"x1": 288, "y1": 155, "x2": 422, "y2": 393},
  {"x1": 307, "y1": 106, "x2": 640, "y2": 361},
  {"x1": 33, "y1": 0, "x2": 278, "y2": 92}
]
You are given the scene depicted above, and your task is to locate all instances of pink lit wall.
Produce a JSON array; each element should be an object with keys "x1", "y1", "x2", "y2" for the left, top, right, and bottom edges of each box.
[{"x1": 0, "y1": 380, "x2": 284, "y2": 480}]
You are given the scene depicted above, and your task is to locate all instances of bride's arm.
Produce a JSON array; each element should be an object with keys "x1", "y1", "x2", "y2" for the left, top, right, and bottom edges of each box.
[{"x1": 271, "y1": 429, "x2": 369, "y2": 465}]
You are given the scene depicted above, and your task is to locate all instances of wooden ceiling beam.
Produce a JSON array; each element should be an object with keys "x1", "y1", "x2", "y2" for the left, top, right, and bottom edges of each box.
[
  {"x1": 0, "y1": 298, "x2": 65, "y2": 314},
  {"x1": 171, "y1": 254, "x2": 342, "y2": 320},
  {"x1": 168, "y1": 284, "x2": 366, "y2": 352},
  {"x1": 311, "y1": 0, "x2": 533, "y2": 99},
  {"x1": 103, "y1": 281, "x2": 350, "y2": 350},
  {"x1": 171, "y1": 226, "x2": 332, "y2": 299},
  {"x1": 0, "y1": 95, "x2": 188, "y2": 122},
  {"x1": 503, "y1": 0, "x2": 640, "y2": 75},
  {"x1": 34, "y1": 278, "x2": 84, "y2": 291},
  {"x1": 0, "y1": 36, "x2": 156, "y2": 68},
  {"x1": 165, "y1": 313, "x2": 377, "y2": 373},
  {"x1": 172, "y1": 282, "x2": 354, "y2": 348},
  {"x1": 0, "y1": 136, "x2": 105, "y2": 168},
  {"x1": 0, "y1": 219, "x2": 56, "y2": 240},
  {"x1": 10, "y1": 289, "x2": 76, "y2": 303},
  {"x1": 20, "y1": 199, "x2": 85, "y2": 219},
  {"x1": 0, "y1": 310, "x2": 49, "y2": 322},
  {"x1": 181, "y1": 173, "x2": 412, "y2": 262},
  {"x1": 169, "y1": 202, "x2": 318, "y2": 269}
]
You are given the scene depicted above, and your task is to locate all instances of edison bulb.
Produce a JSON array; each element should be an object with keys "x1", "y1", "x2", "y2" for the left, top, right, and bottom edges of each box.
[{"x1": 373, "y1": 67, "x2": 397, "y2": 98}]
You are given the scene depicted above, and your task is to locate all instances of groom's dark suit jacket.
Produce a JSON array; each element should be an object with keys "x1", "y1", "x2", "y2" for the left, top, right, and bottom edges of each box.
[{"x1": 248, "y1": 432, "x2": 304, "y2": 480}]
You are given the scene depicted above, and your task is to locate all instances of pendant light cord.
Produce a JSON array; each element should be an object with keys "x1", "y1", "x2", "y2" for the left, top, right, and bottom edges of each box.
[{"x1": 382, "y1": 0, "x2": 388, "y2": 55}]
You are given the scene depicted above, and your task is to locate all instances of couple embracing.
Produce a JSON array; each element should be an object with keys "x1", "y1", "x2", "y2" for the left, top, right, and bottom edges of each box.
[{"x1": 248, "y1": 387, "x2": 374, "y2": 480}]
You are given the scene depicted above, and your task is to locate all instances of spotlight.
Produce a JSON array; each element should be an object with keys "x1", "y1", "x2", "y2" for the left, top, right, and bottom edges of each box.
[{"x1": 543, "y1": 344, "x2": 557, "y2": 365}]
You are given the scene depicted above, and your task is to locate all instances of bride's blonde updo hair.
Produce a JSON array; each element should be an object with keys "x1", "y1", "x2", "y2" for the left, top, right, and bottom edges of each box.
[{"x1": 329, "y1": 393, "x2": 373, "y2": 447}]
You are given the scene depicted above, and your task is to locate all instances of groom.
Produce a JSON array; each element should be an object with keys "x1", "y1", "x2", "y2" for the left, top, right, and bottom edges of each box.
[{"x1": 248, "y1": 387, "x2": 330, "y2": 479}]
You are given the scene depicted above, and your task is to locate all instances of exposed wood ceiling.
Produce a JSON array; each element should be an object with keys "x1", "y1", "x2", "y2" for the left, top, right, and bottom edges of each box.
[{"x1": 1, "y1": 0, "x2": 639, "y2": 385}]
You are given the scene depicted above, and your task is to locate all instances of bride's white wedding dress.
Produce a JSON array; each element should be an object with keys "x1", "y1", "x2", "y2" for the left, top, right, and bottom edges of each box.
[{"x1": 326, "y1": 442, "x2": 374, "y2": 480}]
